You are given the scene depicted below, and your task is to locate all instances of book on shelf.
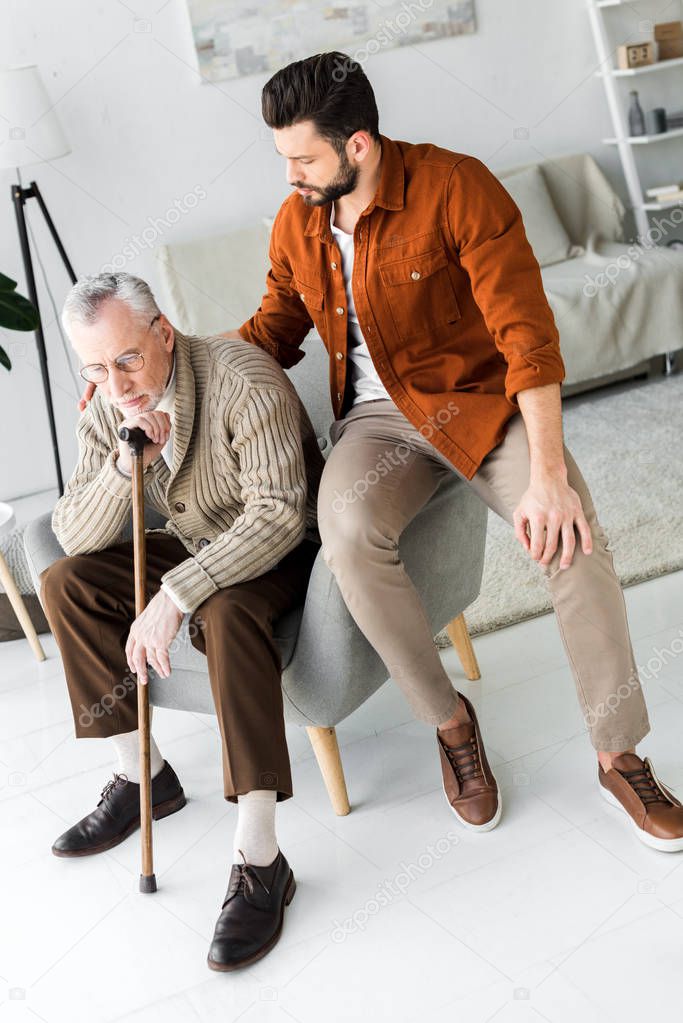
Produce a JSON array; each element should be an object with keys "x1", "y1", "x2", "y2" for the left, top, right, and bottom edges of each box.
[
  {"x1": 645, "y1": 182, "x2": 683, "y2": 198},
  {"x1": 646, "y1": 191, "x2": 683, "y2": 204}
]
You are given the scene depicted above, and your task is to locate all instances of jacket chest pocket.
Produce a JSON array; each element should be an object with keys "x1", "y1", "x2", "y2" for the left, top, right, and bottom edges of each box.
[
  {"x1": 292, "y1": 275, "x2": 326, "y2": 337},
  {"x1": 293, "y1": 274, "x2": 324, "y2": 310},
  {"x1": 378, "y1": 247, "x2": 461, "y2": 340}
]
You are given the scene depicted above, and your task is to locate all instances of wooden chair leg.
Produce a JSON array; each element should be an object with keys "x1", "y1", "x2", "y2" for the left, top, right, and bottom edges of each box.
[
  {"x1": 0, "y1": 552, "x2": 46, "y2": 662},
  {"x1": 446, "y1": 611, "x2": 480, "y2": 681},
  {"x1": 305, "y1": 725, "x2": 350, "y2": 816}
]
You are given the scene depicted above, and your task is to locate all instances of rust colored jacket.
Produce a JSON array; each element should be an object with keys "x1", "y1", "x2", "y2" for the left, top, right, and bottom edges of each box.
[{"x1": 238, "y1": 135, "x2": 565, "y2": 479}]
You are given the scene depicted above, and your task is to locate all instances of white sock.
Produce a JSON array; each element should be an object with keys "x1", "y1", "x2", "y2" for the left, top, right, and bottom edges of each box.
[
  {"x1": 111, "y1": 713, "x2": 164, "y2": 783},
  {"x1": 233, "y1": 790, "x2": 278, "y2": 867}
]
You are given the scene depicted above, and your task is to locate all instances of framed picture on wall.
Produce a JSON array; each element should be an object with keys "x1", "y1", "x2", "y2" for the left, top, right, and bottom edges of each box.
[{"x1": 187, "y1": 0, "x2": 477, "y2": 83}]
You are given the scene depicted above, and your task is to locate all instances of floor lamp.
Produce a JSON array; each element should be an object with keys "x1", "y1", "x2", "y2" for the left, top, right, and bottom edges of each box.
[{"x1": 0, "y1": 65, "x2": 74, "y2": 497}]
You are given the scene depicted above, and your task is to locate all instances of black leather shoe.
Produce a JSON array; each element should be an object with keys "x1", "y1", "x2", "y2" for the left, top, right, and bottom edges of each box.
[
  {"x1": 51, "y1": 760, "x2": 186, "y2": 857},
  {"x1": 207, "y1": 848, "x2": 296, "y2": 971}
]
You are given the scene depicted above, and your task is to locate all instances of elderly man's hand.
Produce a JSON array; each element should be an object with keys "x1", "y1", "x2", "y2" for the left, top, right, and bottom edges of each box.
[
  {"x1": 117, "y1": 410, "x2": 171, "y2": 474},
  {"x1": 126, "y1": 589, "x2": 184, "y2": 685}
]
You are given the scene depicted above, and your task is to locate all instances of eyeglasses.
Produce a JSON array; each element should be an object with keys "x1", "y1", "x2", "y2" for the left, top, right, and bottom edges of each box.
[{"x1": 78, "y1": 315, "x2": 160, "y2": 384}]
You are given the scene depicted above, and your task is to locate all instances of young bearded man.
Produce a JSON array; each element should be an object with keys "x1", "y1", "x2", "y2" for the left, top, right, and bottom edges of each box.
[
  {"x1": 222, "y1": 51, "x2": 683, "y2": 850},
  {"x1": 45, "y1": 272, "x2": 324, "y2": 970}
]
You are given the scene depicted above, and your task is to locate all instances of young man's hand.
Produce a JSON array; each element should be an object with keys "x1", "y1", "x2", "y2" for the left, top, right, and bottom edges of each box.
[
  {"x1": 125, "y1": 589, "x2": 184, "y2": 685},
  {"x1": 78, "y1": 381, "x2": 96, "y2": 412},
  {"x1": 513, "y1": 474, "x2": 592, "y2": 570}
]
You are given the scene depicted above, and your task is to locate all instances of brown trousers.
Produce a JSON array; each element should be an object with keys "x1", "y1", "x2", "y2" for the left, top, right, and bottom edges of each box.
[{"x1": 40, "y1": 534, "x2": 320, "y2": 802}]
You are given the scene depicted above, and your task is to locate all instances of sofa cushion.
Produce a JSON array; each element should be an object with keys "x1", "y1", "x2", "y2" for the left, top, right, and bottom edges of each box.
[
  {"x1": 157, "y1": 228, "x2": 334, "y2": 446},
  {"x1": 541, "y1": 238, "x2": 683, "y2": 383},
  {"x1": 502, "y1": 164, "x2": 584, "y2": 267}
]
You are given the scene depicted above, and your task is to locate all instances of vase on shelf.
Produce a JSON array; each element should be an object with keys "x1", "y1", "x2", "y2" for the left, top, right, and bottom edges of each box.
[{"x1": 628, "y1": 90, "x2": 646, "y2": 136}]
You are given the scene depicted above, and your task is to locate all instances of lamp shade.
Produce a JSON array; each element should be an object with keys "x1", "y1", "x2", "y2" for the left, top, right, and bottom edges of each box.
[{"x1": 0, "y1": 65, "x2": 70, "y2": 170}]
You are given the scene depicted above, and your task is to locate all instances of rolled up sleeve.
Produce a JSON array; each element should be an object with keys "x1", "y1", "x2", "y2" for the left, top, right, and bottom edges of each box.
[{"x1": 447, "y1": 156, "x2": 566, "y2": 405}]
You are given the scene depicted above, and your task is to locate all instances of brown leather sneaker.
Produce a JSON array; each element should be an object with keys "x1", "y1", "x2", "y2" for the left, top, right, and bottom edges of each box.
[
  {"x1": 437, "y1": 691, "x2": 501, "y2": 832},
  {"x1": 599, "y1": 752, "x2": 683, "y2": 852}
]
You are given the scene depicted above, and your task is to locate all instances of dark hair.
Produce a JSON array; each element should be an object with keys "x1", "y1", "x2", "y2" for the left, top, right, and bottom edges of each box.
[{"x1": 261, "y1": 52, "x2": 380, "y2": 154}]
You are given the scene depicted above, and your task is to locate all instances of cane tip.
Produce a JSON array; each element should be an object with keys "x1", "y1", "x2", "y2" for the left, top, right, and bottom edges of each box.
[{"x1": 139, "y1": 873, "x2": 157, "y2": 893}]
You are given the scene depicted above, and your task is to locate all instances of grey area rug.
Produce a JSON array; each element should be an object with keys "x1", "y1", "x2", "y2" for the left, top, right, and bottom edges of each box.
[{"x1": 435, "y1": 371, "x2": 683, "y2": 646}]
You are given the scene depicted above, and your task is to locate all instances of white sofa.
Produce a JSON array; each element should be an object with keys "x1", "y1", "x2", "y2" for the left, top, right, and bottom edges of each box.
[
  {"x1": 499, "y1": 152, "x2": 682, "y2": 391},
  {"x1": 156, "y1": 151, "x2": 682, "y2": 394}
]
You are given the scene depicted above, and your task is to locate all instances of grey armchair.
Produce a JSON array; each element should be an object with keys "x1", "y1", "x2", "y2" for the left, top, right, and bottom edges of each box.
[{"x1": 24, "y1": 336, "x2": 487, "y2": 816}]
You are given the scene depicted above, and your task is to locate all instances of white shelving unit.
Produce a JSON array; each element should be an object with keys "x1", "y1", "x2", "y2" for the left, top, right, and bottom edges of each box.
[
  {"x1": 602, "y1": 125, "x2": 683, "y2": 144},
  {"x1": 587, "y1": 0, "x2": 683, "y2": 237},
  {"x1": 596, "y1": 54, "x2": 683, "y2": 76}
]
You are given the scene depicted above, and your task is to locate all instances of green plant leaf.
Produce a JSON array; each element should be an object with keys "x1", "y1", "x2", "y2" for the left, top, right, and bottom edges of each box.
[
  {"x1": 0, "y1": 345, "x2": 12, "y2": 371},
  {"x1": 0, "y1": 272, "x2": 19, "y2": 292},
  {"x1": 0, "y1": 289, "x2": 39, "y2": 331}
]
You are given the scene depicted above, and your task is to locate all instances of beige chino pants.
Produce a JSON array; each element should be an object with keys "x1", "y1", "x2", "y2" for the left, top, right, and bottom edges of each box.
[{"x1": 317, "y1": 398, "x2": 650, "y2": 753}]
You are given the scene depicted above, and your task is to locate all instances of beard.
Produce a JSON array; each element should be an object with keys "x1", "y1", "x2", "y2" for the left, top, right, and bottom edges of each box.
[
  {"x1": 115, "y1": 386, "x2": 165, "y2": 413},
  {"x1": 294, "y1": 149, "x2": 360, "y2": 206}
]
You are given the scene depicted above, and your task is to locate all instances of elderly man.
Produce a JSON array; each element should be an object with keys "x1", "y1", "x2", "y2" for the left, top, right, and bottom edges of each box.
[{"x1": 41, "y1": 272, "x2": 323, "y2": 971}]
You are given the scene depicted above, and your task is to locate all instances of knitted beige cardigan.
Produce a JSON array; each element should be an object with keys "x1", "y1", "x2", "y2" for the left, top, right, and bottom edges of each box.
[{"x1": 52, "y1": 330, "x2": 323, "y2": 614}]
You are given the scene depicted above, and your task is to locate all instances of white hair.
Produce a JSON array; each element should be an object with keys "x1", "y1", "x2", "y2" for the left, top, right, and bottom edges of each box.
[{"x1": 61, "y1": 272, "x2": 160, "y2": 336}]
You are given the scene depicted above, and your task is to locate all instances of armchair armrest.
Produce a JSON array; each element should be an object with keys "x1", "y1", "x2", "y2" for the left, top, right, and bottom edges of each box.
[
  {"x1": 24, "y1": 507, "x2": 169, "y2": 607},
  {"x1": 23, "y1": 513, "x2": 65, "y2": 596}
]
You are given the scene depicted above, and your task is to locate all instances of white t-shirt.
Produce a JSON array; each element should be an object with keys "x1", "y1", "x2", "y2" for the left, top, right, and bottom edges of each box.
[
  {"x1": 329, "y1": 205, "x2": 391, "y2": 406},
  {"x1": 155, "y1": 355, "x2": 188, "y2": 612},
  {"x1": 155, "y1": 355, "x2": 176, "y2": 468}
]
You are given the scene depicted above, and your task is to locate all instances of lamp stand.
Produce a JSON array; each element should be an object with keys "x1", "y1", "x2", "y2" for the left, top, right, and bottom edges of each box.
[{"x1": 11, "y1": 178, "x2": 77, "y2": 497}]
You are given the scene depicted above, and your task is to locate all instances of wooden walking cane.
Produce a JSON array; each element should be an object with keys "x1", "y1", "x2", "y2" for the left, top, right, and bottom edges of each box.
[{"x1": 119, "y1": 424, "x2": 157, "y2": 894}]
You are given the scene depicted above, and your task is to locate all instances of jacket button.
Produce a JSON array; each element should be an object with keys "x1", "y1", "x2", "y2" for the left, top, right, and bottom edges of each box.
[
  {"x1": 336, "y1": 351, "x2": 344, "y2": 360},
  {"x1": 411, "y1": 271, "x2": 421, "y2": 280},
  {"x1": 336, "y1": 306, "x2": 344, "y2": 315},
  {"x1": 198, "y1": 538, "x2": 210, "y2": 549},
  {"x1": 331, "y1": 261, "x2": 338, "y2": 270},
  {"x1": 174, "y1": 501, "x2": 185, "y2": 513}
]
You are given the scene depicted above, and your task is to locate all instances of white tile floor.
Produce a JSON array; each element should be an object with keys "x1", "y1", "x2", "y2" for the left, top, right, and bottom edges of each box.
[{"x1": 2, "y1": 566, "x2": 683, "y2": 1022}]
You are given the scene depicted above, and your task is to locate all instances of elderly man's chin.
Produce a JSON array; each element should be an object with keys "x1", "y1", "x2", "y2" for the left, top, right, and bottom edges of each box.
[{"x1": 115, "y1": 393, "x2": 159, "y2": 414}]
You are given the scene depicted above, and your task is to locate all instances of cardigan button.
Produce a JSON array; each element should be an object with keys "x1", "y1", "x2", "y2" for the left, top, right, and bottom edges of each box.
[
  {"x1": 335, "y1": 351, "x2": 344, "y2": 360},
  {"x1": 174, "y1": 501, "x2": 185, "y2": 513},
  {"x1": 331, "y1": 261, "x2": 338, "y2": 270},
  {"x1": 336, "y1": 306, "x2": 345, "y2": 315},
  {"x1": 299, "y1": 292, "x2": 305, "y2": 301},
  {"x1": 198, "y1": 538, "x2": 210, "y2": 549}
]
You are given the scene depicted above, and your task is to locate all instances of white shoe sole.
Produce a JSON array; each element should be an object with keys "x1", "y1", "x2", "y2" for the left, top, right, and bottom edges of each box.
[
  {"x1": 599, "y1": 783, "x2": 683, "y2": 852},
  {"x1": 443, "y1": 780, "x2": 503, "y2": 832}
]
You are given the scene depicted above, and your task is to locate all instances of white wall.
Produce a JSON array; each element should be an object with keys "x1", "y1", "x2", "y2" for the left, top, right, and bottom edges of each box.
[{"x1": 1, "y1": 0, "x2": 680, "y2": 501}]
